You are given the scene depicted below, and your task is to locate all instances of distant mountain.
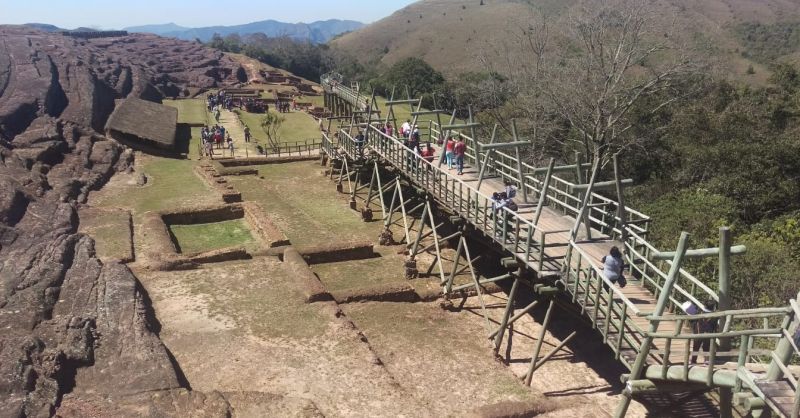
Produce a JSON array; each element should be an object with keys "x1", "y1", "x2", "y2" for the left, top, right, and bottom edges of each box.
[
  {"x1": 332, "y1": 0, "x2": 800, "y2": 80},
  {"x1": 125, "y1": 19, "x2": 364, "y2": 44},
  {"x1": 124, "y1": 23, "x2": 188, "y2": 34},
  {"x1": 22, "y1": 23, "x2": 62, "y2": 32}
]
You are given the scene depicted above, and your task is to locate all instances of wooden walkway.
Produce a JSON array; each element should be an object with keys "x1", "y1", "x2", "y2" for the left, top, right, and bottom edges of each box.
[{"x1": 322, "y1": 82, "x2": 800, "y2": 418}]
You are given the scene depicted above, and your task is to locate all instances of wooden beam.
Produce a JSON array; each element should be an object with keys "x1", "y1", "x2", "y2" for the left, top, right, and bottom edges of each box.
[
  {"x1": 441, "y1": 122, "x2": 481, "y2": 130},
  {"x1": 411, "y1": 110, "x2": 446, "y2": 116},
  {"x1": 569, "y1": 179, "x2": 634, "y2": 193},
  {"x1": 625, "y1": 379, "x2": 711, "y2": 395},
  {"x1": 529, "y1": 163, "x2": 592, "y2": 175},
  {"x1": 477, "y1": 141, "x2": 529, "y2": 150},
  {"x1": 384, "y1": 99, "x2": 420, "y2": 105},
  {"x1": 653, "y1": 245, "x2": 747, "y2": 260}
]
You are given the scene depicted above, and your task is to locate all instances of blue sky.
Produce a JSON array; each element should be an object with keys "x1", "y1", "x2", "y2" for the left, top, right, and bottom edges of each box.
[{"x1": 0, "y1": 0, "x2": 417, "y2": 29}]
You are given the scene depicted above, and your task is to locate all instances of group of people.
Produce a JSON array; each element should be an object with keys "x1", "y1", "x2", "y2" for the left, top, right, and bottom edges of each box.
[
  {"x1": 492, "y1": 180, "x2": 519, "y2": 212},
  {"x1": 274, "y1": 100, "x2": 292, "y2": 113},
  {"x1": 381, "y1": 119, "x2": 467, "y2": 175},
  {"x1": 443, "y1": 135, "x2": 467, "y2": 175},
  {"x1": 207, "y1": 91, "x2": 232, "y2": 112},
  {"x1": 200, "y1": 124, "x2": 234, "y2": 158}
]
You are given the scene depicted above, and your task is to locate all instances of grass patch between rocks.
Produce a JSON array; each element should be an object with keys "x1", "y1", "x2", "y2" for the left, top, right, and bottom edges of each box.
[{"x1": 169, "y1": 219, "x2": 256, "y2": 254}]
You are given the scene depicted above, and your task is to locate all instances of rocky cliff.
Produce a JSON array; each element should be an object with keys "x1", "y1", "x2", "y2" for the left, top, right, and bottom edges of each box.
[{"x1": 0, "y1": 26, "x2": 244, "y2": 417}]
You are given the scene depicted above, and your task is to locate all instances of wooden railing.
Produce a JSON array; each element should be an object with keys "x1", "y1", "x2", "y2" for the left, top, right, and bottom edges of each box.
[
  {"x1": 563, "y1": 241, "x2": 645, "y2": 369},
  {"x1": 323, "y1": 126, "x2": 571, "y2": 274},
  {"x1": 323, "y1": 81, "x2": 369, "y2": 110},
  {"x1": 623, "y1": 228, "x2": 719, "y2": 312},
  {"x1": 259, "y1": 139, "x2": 322, "y2": 157}
]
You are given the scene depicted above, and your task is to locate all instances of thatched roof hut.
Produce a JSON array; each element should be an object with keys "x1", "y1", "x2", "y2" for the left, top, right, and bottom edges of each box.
[{"x1": 105, "y1": 98, "x2": 177, "y2": 150}]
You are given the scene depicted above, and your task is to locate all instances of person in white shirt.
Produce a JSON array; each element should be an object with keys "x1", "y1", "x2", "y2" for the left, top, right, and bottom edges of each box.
[{"x1": 401, "y1": 120, "x2": 411, "y2": 138}]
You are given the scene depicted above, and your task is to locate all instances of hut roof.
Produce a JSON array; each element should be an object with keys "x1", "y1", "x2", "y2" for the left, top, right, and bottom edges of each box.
[{"x1": 105, "y1": 98, "x2": 177, "y2": 147}]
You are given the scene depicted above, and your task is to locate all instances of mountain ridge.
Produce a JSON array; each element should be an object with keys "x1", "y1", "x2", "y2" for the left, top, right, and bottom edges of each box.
[
  {"x1": 125, "y1": 19, "x2": 364, "y2": 44},
  {"x1": 331, "y1": 0, "x2": 800, "y2": 80}
]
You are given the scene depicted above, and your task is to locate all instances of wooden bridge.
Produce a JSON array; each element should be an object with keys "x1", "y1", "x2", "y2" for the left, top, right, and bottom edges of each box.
[{"x1": 319, "y1": 78, "x2": 800, "y2": 417}]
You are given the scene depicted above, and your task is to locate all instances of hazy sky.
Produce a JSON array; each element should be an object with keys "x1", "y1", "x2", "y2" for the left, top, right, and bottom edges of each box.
[{"x1": 0, "y1": 0, "x2": 417, "y2": 29}]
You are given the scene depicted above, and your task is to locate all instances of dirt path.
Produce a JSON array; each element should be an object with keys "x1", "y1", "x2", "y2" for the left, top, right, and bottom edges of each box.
[{"x1": 212, "y1": 108, "x2": 262, "y2": 158}]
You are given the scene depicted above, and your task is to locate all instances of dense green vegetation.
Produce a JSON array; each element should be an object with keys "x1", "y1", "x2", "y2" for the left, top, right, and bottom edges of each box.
[
  {"x1": 736, "y1": 22, "x2": 800, "y2": 64},
  {"x1": 621, "y1": 65, "x2": 800, "y2": 309}
]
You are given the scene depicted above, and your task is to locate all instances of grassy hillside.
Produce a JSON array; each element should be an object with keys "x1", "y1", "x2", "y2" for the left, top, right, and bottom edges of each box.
[{"x1": 332, "y1": 0, "x2": 800, "y2": 81}]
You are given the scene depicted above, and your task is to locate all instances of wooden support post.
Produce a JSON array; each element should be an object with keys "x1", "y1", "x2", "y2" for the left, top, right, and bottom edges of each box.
[
  {"x1": 571, "y1": 159, "x2": 599, "y2": 241},
  {"x1": 476, "y1": 125, "x2": 498, "y2": 191},
  {"x1": 465, "y1": 238, "x2": 492, "y2": 336},
  {"x1": 395, "y1": 179, "x2": 411, "y2": 244},
  {"x1": 468, "y1": 105, "x2": 478, "y2": 169},
  {"x1": 767, "y1": 291, "x2": 800, "y2": 381},
  {"x1": 528, "y1": 331, "x2": 577, "y2": 378},
  {"x1": 510, "y1": 120, "x2": 528, "y2": 203},
  {"x1": 718, "y1": 226, "x2": 733, "y2": 418},
  {"x1": 493, "y1": 278, "x2": 520, "y2": 355},
  {"x1": 445, "y1": 237, "x2": 465, "y2": 294},
  {"x1": 525, "y1": 299, "x2": 556, "y2": 386},
  {"x1": 533, "y1": 158, "x2": 555, "y2": 227},
  {"x1": 614, "y1": 232, "x2": 691, "y2": 418},
  {"x1": 488, "y1": 300, "x2": 539, "y2": 339},
  {"x1": 613, "y1": 154, "x2": 629, "y2": 241}
]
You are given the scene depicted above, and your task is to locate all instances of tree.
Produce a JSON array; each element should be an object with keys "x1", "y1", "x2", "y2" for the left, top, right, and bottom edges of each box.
[
  {"x1": 488, "y1": 0, "x2": 700, "y2": 168},
  {"x1": 372, "y1": 58, "x2": 447, "y2": 107},
  {"x1": 260, "y1": 112, "x2": 284, "y2": 149}
]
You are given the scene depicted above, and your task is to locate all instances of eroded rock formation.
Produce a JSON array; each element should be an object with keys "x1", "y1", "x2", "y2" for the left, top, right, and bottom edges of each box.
[{"x1": 0, "y1": 26, "x2": 246, "y2": 416}]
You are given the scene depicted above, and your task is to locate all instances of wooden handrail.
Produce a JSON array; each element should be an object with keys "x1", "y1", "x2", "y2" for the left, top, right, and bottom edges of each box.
[{"x1": 569, "y1": 241, "x2": 643, "y2": 316}]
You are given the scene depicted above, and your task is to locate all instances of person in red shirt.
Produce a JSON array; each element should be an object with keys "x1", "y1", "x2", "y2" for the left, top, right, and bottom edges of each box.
[
  {"x1": 445, "y1": 136, "x2": 456, "y2": 169},
  {"x1": 453, "y1": 137, "x2": 466, "y2": 175},
  {"x1": 421, "y1": 143, "x2": 435, "y2": 165}
]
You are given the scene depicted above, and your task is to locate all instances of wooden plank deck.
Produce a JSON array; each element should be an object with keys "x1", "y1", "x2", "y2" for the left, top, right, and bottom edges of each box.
[{"x1": 757, "y1": 380, "x2": 796, "y2": 418}]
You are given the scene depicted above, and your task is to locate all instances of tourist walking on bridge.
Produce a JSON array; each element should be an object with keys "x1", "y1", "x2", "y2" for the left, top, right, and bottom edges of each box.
[
  {"x1": 401, "y1": 119, "x2": 411, "y2": 138},
  {"x1": 355, "y1": 130, "x2": 365, "y2": 157},
  {"x1": 454, "y1": 137, "x2": 466, "y2": 175},
  {"x1": 445, "y1": 136, "x2": 455, "y2": 169},
  {"x1": 689, "y1": 300, "x2": 718, "y2": 364}
]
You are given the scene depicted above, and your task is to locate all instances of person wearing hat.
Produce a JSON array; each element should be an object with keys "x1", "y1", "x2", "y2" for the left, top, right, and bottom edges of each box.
[{"x1": 688, "y1": 299, "x2": 718, "y2": 364}]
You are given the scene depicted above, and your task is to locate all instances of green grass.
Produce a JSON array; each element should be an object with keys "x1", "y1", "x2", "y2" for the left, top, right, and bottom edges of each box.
[
  {"x1": 78, "y1": 208, "x2": 132, "y2": 261},
  {"x1": 235, "y1": 109, "x2": 321, "y2": 144},
  {"x1": 312, "y1": 247, "x2": 405, "y2": 292},
  {"x1": 169, "y1": 219, "x2": 256, "y2": 254},
  {"x1": 226, "y1": 162, "x2": 383, "y2": 247},
  {"x1": 164, "y1": 99, "x2": 210, "y2": 126},
  {"x1": 95, "y1": 157, "x2": 217, "y2": 216}
]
